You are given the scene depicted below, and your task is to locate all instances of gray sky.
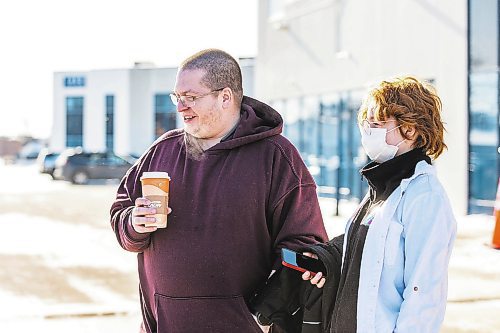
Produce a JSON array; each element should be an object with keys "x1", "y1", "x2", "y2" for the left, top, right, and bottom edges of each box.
[{"x1": 0, "y1": 0, "x2": 258, "y2": 139}]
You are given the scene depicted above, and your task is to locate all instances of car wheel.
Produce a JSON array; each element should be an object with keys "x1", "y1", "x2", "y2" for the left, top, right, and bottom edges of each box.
[{"x1": 72, "y1": 171, "x2": 89, "y2": 185}]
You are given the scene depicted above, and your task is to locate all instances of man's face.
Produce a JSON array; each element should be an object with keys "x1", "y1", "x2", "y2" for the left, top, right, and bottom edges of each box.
[{"x1": 173, "y1": 69, "x2": 225, "y2": 140}]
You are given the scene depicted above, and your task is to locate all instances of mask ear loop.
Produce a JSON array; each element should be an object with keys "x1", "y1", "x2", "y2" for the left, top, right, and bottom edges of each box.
[
  {"x1": 374, "y1": 126, "x2": 406, "y2": 161},
  {"x1": 386, "y1": 124, "x2": 402, "y2": 134},
  {"x1": 387, "y1": 124, "x2": 407, "y2": 147}
]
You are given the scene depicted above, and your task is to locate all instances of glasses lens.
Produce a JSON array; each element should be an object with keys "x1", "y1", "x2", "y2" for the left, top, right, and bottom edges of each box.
[{"x1": 170, "y1": 94, "x2": 179, "y2": 106}]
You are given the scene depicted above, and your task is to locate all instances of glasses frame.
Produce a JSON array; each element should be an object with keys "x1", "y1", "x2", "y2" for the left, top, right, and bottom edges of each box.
[
  {"x1": 170, "y1": 88, "x2": 225, "y2": 107},
  {"x1": 361, "y1": 119, "x2": 397, "y2": 135}
]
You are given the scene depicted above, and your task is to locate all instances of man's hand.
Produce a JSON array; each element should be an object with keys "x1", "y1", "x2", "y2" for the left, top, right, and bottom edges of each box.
[
  {"x1": 130, "y1": 197, "x2": 172, "y2": 233},
  {"x1": 301, "y1": 252, "x2": 326, "y2": 288}
]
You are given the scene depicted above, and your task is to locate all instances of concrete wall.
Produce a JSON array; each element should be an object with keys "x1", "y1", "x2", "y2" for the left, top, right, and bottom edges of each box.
[
  {"x1": 257, "y1": 0, "x2": 468, "y2": 214},
  {"x1": 86, "y1": 69, "x2": 129, "y2": 154}
]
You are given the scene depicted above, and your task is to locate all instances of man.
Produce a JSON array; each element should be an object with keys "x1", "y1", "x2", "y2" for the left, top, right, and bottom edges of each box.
[{"x1": 110, "y1": 49, "x2": 327, "y2": 333}]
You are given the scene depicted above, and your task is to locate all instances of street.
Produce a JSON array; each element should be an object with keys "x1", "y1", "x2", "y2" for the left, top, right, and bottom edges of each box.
[{"x1": 1, "y1": 160, "x2": 500, "y2": 332}]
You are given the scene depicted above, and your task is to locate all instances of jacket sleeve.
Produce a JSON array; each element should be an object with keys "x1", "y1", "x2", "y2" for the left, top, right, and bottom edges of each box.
[
  {"x1": 395, "y1": 190, "x2": 457, "y2": 332},
  {"x1": 109, "y1": 151, "x2": 154, "y2": 253}
]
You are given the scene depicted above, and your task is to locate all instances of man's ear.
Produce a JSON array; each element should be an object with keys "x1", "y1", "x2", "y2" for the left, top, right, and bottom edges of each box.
[{"x1": 221, "y1": 88, "x2": 233, "y2": 109}]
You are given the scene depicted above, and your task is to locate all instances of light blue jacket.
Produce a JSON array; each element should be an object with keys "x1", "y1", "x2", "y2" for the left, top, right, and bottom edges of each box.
[{"x1": 342, "y1": 161, "x2": 457, "y2": 332}]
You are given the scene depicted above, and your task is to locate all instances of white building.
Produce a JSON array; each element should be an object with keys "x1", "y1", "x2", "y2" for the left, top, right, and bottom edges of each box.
[
  {"x1": 257, "y1": 0, "x2": 498, "y2": 215},
  {"x1": 51, "y1": 59, "x2": 255, "y2": 157}
]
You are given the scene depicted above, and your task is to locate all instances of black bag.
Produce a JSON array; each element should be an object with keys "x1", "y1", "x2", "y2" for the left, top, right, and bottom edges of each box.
[
  {"x1": 249, "y1": 234, "x2": 344, "y2": 333},
  {"x1": 301, "y1": 234, "x2": 343, "y2": 333},
  {"x1": 249, "y1": 265, "x2": 304, "y2": 333}
]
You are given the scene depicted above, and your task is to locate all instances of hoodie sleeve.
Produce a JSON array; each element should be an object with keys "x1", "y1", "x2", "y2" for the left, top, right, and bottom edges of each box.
[
  {"x1": 271, "y1": 184, "x2": 328, "y2": 254},
  {"x1": 109, "y1": 150, "x2": 154, "y2": 252},
  {"x1": 268, "y1": 139, "x2": 328, "y2": 267}
]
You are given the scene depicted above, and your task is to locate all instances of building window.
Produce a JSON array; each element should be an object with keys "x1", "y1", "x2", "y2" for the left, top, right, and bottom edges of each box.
[
  {"x1": 66, "y1": 97, "x2": 84, "y2": 147},
  {"x1": 277, "y1": 92, "x2": 367, "y2": 209},
  {"x1": 468, "y1": 73, "x2": 499, "y2": 213},
  {"x1": 105, "y1": 95, "x2": 114, "y2": 152},
  {"x1": 64, "y1": 76, "x2": 86, "y2": 87},
  {"x1": 154, "y1": 94, "x2": 177, "y2": 139},
  {"x1": 468, "y1": 0, "x2": 500, "y2": 214},
  {"x1": 469, "y1": 0, "x2": 498, "y2": 71}
]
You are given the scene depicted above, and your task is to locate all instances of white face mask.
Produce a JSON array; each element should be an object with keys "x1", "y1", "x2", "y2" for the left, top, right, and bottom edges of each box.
[{"x1": 361, "y1": 126, "x2": 405, "y2": 163}]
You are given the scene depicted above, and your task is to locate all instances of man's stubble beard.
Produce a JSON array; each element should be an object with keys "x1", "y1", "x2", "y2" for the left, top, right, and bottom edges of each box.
[
  {"x1": 183, "y1": 105, "x2": 222, "y2": 161},
  {"x1": 183, "y1": 132, "x2": 206, "y2": 161}
]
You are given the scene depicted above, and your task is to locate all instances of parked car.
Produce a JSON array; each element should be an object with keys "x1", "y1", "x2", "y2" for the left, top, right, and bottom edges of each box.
[
  {"x1": 53, "y1": 150, "x2": 133, "y2": 184},
  {"x1": 18, "y1": 139, "x2": 44, "y2": 160},
  {"x1": 36, "y1": 148, "x2": 60, "y2": 178}
]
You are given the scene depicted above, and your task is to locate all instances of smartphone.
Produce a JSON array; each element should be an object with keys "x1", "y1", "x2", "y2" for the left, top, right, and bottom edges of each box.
[{"x1": 281, "y1": 248, "x2": 327, "y2": 277}]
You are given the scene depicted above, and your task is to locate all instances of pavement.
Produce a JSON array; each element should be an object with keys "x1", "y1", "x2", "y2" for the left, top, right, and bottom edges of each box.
[{"x1": 1, "y1": 160, "x2": 500, "y2": 332}]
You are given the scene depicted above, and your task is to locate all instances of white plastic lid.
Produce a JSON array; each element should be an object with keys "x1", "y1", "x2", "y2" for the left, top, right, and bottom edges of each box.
[{"x1": 140, "y1": 172, "x2": 170, "y2": 180}]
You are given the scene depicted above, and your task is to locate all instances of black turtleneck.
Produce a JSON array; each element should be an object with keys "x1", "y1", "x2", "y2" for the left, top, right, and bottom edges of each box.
[
  {"x1": 330, "y1": 148, "x2": 430, "y2": 333},
  {"x1": 362, "y1": 148, "x2": 431, "y2": 202}
]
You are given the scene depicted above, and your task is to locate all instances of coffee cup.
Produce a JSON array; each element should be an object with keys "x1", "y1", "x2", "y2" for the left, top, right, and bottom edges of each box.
[{"x1": 140, "y1": 172, "x2": 170, "y2": 228}]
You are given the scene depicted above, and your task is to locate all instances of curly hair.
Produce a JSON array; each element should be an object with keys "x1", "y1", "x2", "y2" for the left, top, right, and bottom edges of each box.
[{"x1": 358, "y1": 76, "x2": 447, "y2": 159}]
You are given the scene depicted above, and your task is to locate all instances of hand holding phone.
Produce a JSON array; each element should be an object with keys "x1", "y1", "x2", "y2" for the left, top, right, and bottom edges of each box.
[{"x1": 281, "y1": 248, "x2": 326, "y2": 277}]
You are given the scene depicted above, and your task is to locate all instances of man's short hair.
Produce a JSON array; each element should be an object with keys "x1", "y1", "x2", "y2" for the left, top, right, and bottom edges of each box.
[{"x1": 180, "y1": 49, "x2": 243, "y2": 105}]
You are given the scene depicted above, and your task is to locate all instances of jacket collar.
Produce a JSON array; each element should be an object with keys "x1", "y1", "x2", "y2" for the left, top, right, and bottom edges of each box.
[
  {"x1": 371, "y1": 160, "x2": 436, "y2": 228},
  {"x1": 399, "y1": 160, "x2": 436, "y2": 192}
]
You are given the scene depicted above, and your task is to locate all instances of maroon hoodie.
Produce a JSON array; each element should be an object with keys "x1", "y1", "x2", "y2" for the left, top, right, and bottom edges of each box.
[{"x1": 110, "y1": 96, "x2": 327, "y2": 333}]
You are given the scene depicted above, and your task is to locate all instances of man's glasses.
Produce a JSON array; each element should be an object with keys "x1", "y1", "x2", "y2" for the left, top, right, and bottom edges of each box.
[
  {"x1": 170, "y1": 88, "x2": 224, "y2": 107},
  {"x1": 361, "y1": 119, "x2": 397, "y2": 135}
]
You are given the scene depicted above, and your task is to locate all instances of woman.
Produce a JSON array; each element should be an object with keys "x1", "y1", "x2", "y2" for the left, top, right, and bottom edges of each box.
[{"x1": 303, "y1": 76, "x2": 456, "y2": 332}]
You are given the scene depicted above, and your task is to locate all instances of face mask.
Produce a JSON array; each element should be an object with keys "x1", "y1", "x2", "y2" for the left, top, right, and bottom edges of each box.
[{"x1": 361, "y1": 126, "x2": 405, "y2": 163}]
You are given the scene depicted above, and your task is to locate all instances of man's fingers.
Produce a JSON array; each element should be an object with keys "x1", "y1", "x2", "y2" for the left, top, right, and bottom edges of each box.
[
  {"x1": 129, "y1": 214, "x2": 157, "y2": 234},
  {"x1": 317, "y1": 278, "x2": 326, "y2": 288},
  {"x1": 133, "y1": 206, "x2": 157, "y2": 216},
  {"x1": 135, "y1": 197, "x2": 151, "y2": 207},
  {"x1": 133, "y1": 216, "x2": 157, "y2": 226},
  {"x1": 130, "y1": 198, "x2": 167, "y2": 234}
]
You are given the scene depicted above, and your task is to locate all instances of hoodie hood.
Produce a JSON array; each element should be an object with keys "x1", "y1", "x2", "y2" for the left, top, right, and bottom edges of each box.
[{"x1": 210, "y1": 96, "x2": 283, "y2": 151}]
